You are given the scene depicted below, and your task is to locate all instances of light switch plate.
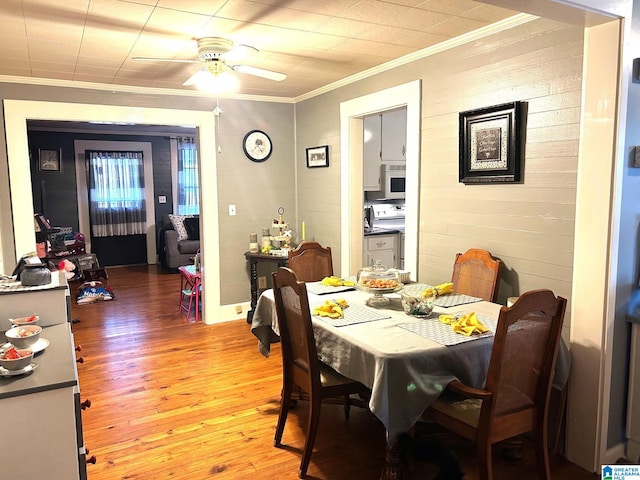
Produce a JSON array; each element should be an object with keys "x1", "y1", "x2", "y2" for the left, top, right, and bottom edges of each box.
[
  {"x1": 229, "y1": 204, "x2": 236, "y2": 216},
  {"x1": 158, "y1": 195, "x2": 167, "y2": 204}
]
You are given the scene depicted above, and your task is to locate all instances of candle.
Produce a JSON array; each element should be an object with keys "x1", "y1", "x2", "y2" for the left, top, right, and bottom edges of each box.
[{"x1": 302, "y1": 221, "x2": 306, "y2": 240}]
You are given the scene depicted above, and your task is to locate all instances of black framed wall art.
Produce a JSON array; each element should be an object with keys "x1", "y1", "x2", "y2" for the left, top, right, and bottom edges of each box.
[
  {"x1": 306, "y1": 145, "x2": 329, "y2": 168},
  {"x1": 458, "y1": 101, "x2": 526, "y2": 184}
]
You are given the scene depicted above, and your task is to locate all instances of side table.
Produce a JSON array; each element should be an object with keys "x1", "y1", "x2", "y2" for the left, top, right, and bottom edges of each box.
[
  {"x1": 179, "y1": 264, "x2": 202, "y2": 322},
  {"x1": 244, "y1": 251, "x2": 288, "y2": 324}
]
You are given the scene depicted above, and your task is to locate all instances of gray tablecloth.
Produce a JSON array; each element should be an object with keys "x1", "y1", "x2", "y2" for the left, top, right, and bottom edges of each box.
[{"x1": 250, "y1": 288, "x2": 570, "y2": 445}]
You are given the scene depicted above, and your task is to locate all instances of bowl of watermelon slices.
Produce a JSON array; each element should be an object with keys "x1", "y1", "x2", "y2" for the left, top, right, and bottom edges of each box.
[
  {"x1": 9, "y1": 314, "x2": 40, "y2": 327},
  {"x1": 0, "y1": 344, "x2": 33, "y2": 371}
]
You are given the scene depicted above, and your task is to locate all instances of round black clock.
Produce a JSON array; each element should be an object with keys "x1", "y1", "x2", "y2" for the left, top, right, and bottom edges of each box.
[{"x1": 243, "y1": 130, "x2": 272, "y2": 162}]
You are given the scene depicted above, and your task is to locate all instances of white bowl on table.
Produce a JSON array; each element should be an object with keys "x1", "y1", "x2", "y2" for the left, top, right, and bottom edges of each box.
[
  {"x1": 5, "y1": 325, "x2": 42, "y2": 349},
  {"x1": 0, "y1": 348, "x2": 34, "y2": 371}
]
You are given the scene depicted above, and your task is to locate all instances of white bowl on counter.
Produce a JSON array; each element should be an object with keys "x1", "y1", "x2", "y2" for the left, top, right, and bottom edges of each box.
[{"x1": 5, "y1": 325, "x2": 42, "y2": 349}]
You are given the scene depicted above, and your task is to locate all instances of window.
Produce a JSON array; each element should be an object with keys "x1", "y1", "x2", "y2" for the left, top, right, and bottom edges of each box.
[
  {"x1": 177, "y1": 137, "x2": 199, "y2": 215},
  {"x1": 87, "y1": 151, "x2": 146, "y2": 237}
]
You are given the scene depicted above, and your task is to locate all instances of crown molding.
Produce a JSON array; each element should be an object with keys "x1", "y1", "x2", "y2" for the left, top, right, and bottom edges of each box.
[{"x1": 0, "y1": 75, "x2": 295, "y2": 104}]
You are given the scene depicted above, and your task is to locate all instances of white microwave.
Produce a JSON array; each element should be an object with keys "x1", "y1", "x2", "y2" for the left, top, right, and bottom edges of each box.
[{"x1": 370, "y1": 163, "x2": 406, "y2": 199}]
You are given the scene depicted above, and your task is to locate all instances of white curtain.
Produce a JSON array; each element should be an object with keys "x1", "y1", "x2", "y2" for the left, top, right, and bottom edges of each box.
[
  {"x1": 88, "y1": 151, "x2": 146, "y2": 237},
  {"x1": 177, "y1": 137, "x2": 199, "y2": 215}
]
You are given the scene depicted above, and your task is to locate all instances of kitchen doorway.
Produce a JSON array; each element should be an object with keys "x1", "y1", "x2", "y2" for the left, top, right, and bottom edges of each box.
[{"x1": 340, "y1": 81, "x2": 421, "y2": 280}]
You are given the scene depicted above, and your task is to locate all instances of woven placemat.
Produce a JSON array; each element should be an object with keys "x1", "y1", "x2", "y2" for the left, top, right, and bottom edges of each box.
[
  {"x1": 313, "y1": 304, "x2": 390, "y2": 327},
  {"x1": 306, "y1": 282, "x2": 356, "y2": 295},
  {"x1": 398, "y1": 314, "x2": 497, "y2": 346},
  {"x1": 434, "y1": 293, "x2": 482, "y2": 308}
]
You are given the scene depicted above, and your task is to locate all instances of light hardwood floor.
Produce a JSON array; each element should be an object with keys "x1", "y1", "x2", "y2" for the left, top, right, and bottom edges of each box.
[{"x1": 71, "y1": 265, "x2": 599, "y2": 480}]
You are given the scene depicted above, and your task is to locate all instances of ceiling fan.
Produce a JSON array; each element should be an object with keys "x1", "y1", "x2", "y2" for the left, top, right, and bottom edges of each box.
[{"x1": 133, "y1": 37, "x2": 287, "y2": 89}]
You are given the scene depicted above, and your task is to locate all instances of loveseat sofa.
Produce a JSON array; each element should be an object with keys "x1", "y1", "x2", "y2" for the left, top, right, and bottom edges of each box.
[{"x1": 158, "y1": 214, "x2": 200, "y2": 270}]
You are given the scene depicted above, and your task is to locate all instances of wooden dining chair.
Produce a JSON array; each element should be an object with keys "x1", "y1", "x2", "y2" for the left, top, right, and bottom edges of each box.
[
  {"x1": 271, "y1": 267, "x2": 370, "y2": 478},
  {"x1": 426, "y1": 289, "x2": 567, "y2": 480},
  {"x1": 287, "y1": 241, "x2": 333, "y2": 282},
  {"x1": 451, "y1": 248, "x2": 502, "y2": 302}
]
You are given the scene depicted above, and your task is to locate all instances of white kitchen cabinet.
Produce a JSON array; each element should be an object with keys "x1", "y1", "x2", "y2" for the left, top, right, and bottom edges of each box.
[
  {"x1": 363, "y1": 109, "x2": 407, "y2": 192},
  {"x1": 0, "y1": 279, "x2": 90, "y2": 480},
  {"x1": 363, "y1": 114, "x2": 382, "y2": 191},
  {"x1": 381, "y1": 108, "x2": 407, "y2": 162},
  {"x1": 363, "y1": 234, "x2": 398, "y2": 269}
]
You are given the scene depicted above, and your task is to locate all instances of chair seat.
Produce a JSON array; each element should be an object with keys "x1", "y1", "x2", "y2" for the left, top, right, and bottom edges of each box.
[
  {"x1": 319, "y1": 361, "x2": 367, "y2": 391},
  {"x1": 430, "y1": 394, "x2": 482, "y2": 428}
]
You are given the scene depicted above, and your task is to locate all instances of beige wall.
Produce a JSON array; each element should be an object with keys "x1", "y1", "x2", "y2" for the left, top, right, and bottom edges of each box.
[{"x1": 296, "y1": 17, "x2": 582, "y2": 311}]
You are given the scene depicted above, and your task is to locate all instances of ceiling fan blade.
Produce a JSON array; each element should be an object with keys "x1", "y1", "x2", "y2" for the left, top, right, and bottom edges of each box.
[
  {"x1": 232, "y1": 64, "x2": 286, "y2": 81},
  {"x1": 132, "y1": 57, "x2": 200, "y2": 64},
  {"x1": 182, "y1": 68, "x2": 208, "y2": 86},
  {"x1": 223, "y1": 44, "x2": 259, "y2": 62}
]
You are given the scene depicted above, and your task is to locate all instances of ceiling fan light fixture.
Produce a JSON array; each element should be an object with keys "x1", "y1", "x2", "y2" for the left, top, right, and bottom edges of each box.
[{"x1": 185, "y1": 69, "x2": 238, "y2": 93}]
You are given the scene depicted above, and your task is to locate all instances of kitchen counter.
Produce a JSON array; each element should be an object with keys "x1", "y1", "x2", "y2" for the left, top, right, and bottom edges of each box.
[
  {"x1": 0, "y1": 322, "x2": 77, "y2": 399},
  {"x1": 0, "y1": 273, "x2": 70, "y2": 329},
  {"x1": 364, "y1": 227, "x2": 401, "y2": 236}
]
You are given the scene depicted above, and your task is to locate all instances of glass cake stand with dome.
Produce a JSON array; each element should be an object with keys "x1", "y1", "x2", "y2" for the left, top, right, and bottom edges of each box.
[{"x1": 355, "y1": 261, "x2": 403, "y2": 307}]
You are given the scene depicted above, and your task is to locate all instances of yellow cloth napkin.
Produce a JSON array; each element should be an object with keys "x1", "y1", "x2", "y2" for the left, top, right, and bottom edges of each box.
[
  {"x1": 422, "y1": 282, "x2": 454, "y2": 298},
  {"x1": 321, "y1": 276, "x2": 355, "y2": 287},
  {"x1": 439, "y1": 312, "x2": 489, "y2": 336},
  {"x1": 313, "y1": 299, "x2": 349, "y2": 319}
]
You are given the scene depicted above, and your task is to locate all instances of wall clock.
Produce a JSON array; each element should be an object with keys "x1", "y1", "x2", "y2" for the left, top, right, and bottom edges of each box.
[
  {"x1": 243, "y1": 130, "x2": 272, "y2": 162},
  {"x1": 38, "y1": 148, "x2": 61, "y2": 172}
]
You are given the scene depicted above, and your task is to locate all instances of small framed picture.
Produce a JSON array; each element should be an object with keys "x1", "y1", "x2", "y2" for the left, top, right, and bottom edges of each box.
[
  {"x1": 459, "y1": 102, "x2": 526, "y2": 184},
  {"x1": 306, "y1": 145, "x2": 329, "y2": 168},
  {"x1": 38, "y1": 148, "x2": 62, "y2": 173}
]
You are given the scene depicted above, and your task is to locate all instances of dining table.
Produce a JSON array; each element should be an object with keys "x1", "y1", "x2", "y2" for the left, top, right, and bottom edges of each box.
[{"x1": 250, "y1": 281, "x2": 571, "y2": 479}]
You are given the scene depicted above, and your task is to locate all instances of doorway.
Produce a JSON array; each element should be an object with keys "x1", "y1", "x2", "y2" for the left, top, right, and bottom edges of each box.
[
  {"x1": 340, "y1": 81, "x2": 421, "y2": 280},
  {"x1": 5, "y1": 100, "x2": 221, "y2": 324}
]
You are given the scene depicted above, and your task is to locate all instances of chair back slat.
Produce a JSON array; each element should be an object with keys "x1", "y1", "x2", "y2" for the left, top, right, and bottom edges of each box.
[
  {"x1": 451, "y1": 248, "x2": 502, "y2": 302},
  {"x1": 485, "y1": 289, "x2": 566, "y2": 418},
  {"x1": 272, "y1": 267, "x2": 320, "y2": 392},
  {"x1": 287, "y1": 241, "x2": 333, "y2": 282}
]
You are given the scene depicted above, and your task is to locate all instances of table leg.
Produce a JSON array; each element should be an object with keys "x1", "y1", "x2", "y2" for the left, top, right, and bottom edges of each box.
[
  {"x1": 380, "y1": 443, "x2": 404, "y2": 480},
  {"x1": 247, "y1": 259, "x2": 259, "y2": 324},
  {"x1": 193, "y1": 277, "x2": 201, "y2": 323}
]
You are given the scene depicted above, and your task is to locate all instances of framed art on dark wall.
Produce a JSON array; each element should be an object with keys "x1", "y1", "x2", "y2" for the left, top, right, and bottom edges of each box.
[
  {"x1": 458, "y1": 102, "x2": 526, "y2": 184},
  {"x1": 38, "y1": 148, "x2": 62, "y2": 173},
  {"x1": 306, "y1": 145, "x2": 329, "y2": 168}
]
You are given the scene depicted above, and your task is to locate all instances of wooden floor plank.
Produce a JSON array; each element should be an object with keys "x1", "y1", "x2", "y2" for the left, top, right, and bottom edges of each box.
[{"x1": 71, "y1": 264, "x2": 599, "y2": 480}]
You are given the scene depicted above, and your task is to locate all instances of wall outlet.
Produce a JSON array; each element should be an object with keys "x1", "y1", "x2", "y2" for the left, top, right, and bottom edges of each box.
[
  {"x1": 158, "y1": 195, "x2": 167, "y2": 204},
  {"x1": 258, "y1": 276, "x2": 267, "y2": 289},
  {"x1": 235, "y1": 305, "x2": 242, "y2": 315}
]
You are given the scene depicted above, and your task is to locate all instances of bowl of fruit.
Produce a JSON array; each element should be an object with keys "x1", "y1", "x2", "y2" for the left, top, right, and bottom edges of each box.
[
  {"x1": 0, "y1": 343, "x2": 34, "y2": 371},
  {"x1": 9, "y1": 314, "x2": 40, "y2": 327},
  {"x1": 401, "y1": 284, "x2": 437, "y2": 317},
  {"x1": 5, "y1": 324, "x2": 42, "y2": 349}
]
